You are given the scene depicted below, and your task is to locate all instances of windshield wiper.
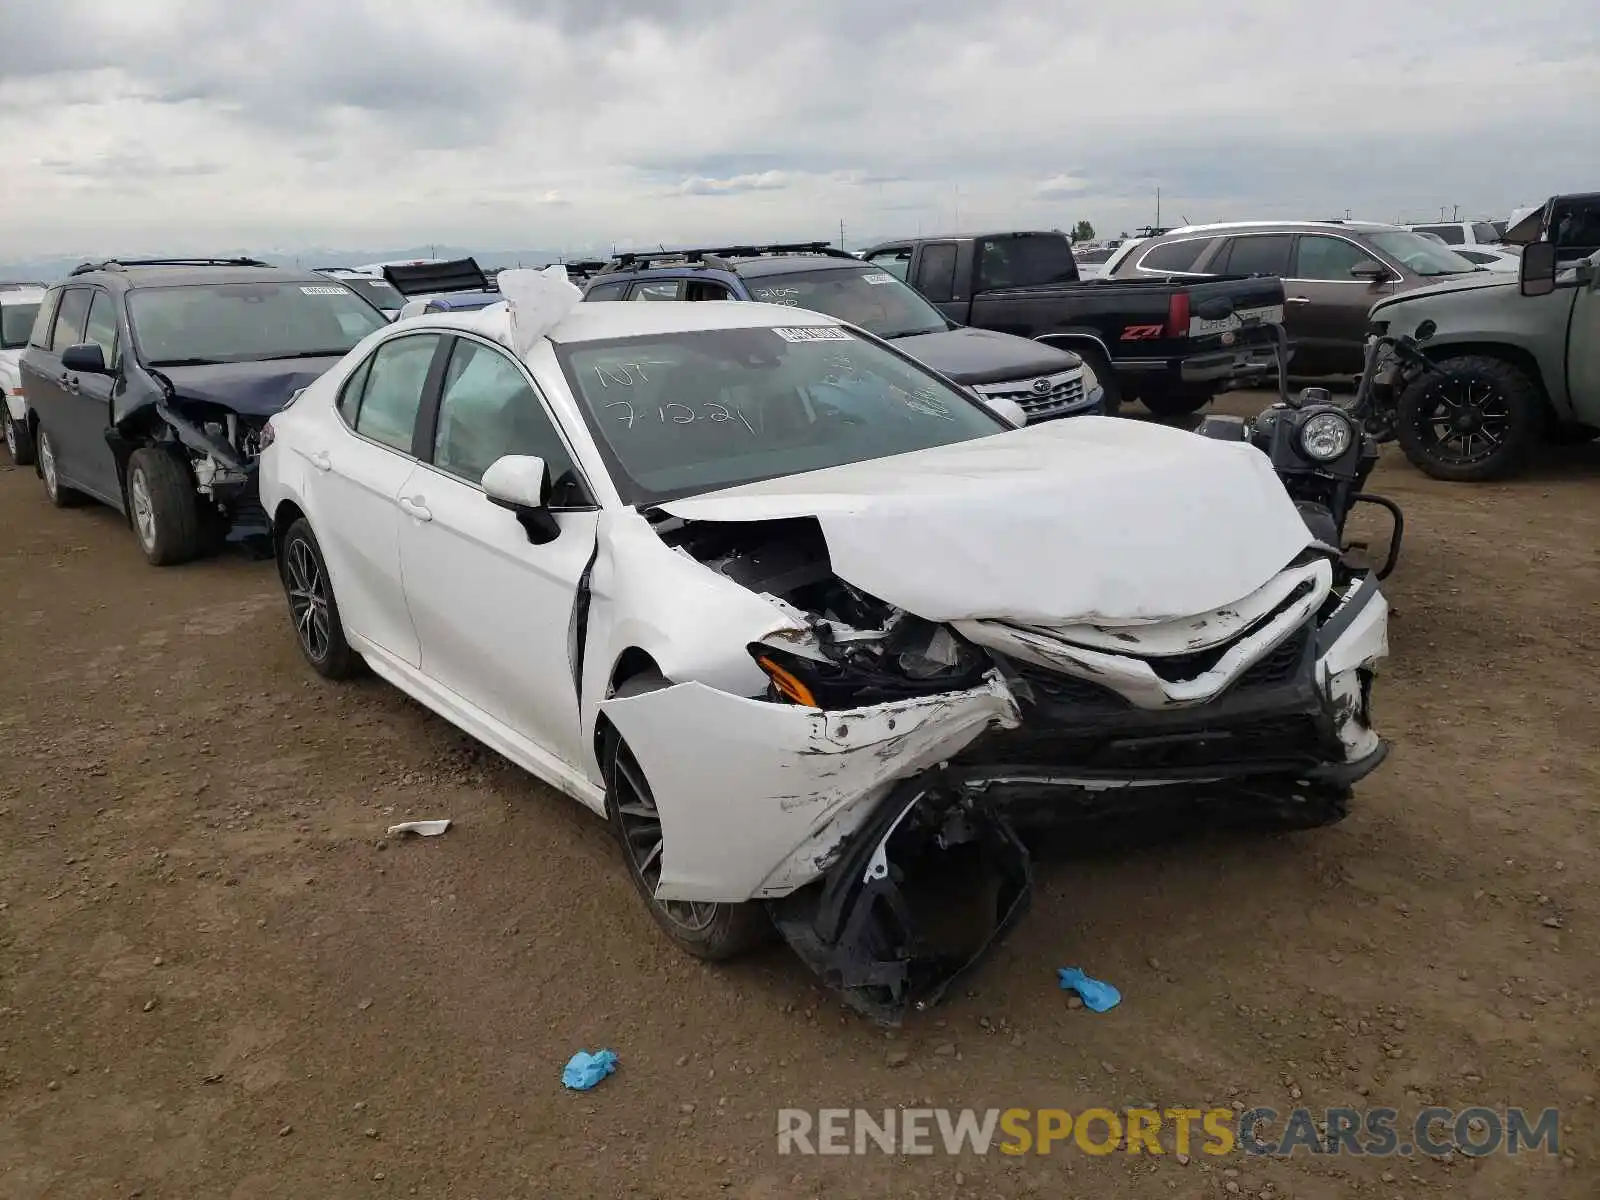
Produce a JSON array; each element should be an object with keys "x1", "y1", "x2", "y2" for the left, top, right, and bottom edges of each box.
[
  {"x1": 146, "y1": 357, "x2": 229, "y2": 367},
  {"x1": 258, "y1": 349, "x2": 353, "y2": 360},
  {"x1": 879, "y1": 328, "x2": 944, "y2": 340}
]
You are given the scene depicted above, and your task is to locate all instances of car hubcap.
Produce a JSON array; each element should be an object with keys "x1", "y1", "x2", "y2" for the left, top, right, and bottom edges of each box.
[
  {"x1": 612, "y1": 741, "x2": 718, "y2": 934},
  {"x1": 285, "y1": 538, "x2": 331, "y2": 661},
  {"x1": 1416, "y1": 378, "x2": 1509, "y2": 465},
  {"x1": 39, "y1": 433, "x2": 57, "y2": 496},
  {"x1": 130, "y1": 470, "x2": 157, "y2": 548},
  {"x1": 4, "y1": 419, "x2": 15, "y2": 457}
]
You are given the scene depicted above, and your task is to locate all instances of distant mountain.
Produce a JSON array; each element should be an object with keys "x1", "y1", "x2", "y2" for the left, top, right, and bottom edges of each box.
[{"x1": 0, "y1": 246, "x2": 589, "y2": 283}]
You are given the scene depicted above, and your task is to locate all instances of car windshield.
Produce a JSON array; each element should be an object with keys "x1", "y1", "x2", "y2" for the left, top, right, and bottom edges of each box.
[
  {"x1": 128, "y1": 281, "x2": 389, "y2": 365},
  {"x1": 1367, "y1": 232, "x2": 1477, "y2": 277},
  {"x1": 556, "y1": 325, "x2": 1006, "y2": 506},
  {"x1": 1, "y1": 302, "x2": 39, "y2": 349},
  {"x1": 743, "y1": 267, "x2": 948, "y2": 339},
  {"x1": 338, "y1": 276, "x2": 404, "y2": 313}
]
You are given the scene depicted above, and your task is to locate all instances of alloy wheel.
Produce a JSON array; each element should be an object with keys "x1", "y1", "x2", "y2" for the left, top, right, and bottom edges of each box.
[
  {"x1": 4, "y1": 417, "x2": 15, "y2": 459},
  {"x1": 611, "y1": 740, "x2": 718, "y2": 934},
  {"x1": 39, "y1": 431, "x2": 57, "y2": 498},
  {"x1": 1411, "y1": 377, "x2": 1510, "y2": 467},
  {"x1": 284, "y1": 536, "x2": 331, "y2": 662},
  {"x1": 129, "y1": 469, "x2": 157, "y2": 551}
]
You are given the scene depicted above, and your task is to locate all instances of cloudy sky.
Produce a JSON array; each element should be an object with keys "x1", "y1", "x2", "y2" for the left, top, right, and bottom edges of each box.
[{"x1": 1, "y1": 0, "x2": 1596, "y2": 258}]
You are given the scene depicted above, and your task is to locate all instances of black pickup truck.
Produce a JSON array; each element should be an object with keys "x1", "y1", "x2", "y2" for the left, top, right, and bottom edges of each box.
[{"x1": 859, "y1": 230, "x2": 1287, "y2": 416}]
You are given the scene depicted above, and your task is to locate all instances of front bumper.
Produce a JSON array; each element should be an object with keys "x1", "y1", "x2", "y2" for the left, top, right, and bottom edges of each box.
[{"x1": 601, "y1": 566, "x2": 1389, "y2": 1021}]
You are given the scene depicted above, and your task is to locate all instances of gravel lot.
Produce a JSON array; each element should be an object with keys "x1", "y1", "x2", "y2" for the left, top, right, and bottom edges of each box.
[{"x1": 2, "y1": 395, "x2": 1597, "y2": 1199}]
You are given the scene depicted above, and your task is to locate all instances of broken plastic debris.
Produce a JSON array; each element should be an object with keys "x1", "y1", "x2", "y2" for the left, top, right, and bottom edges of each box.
[
  {"x1": 1057, "y1": 967, "x2": 1121, "y2": 1012},
  {"x1": 562, "y1": 1049, "x2": 618, "y2": 1091},
  {"x1": 385, "y1": 820, "x2": 451, "y2": 838}
]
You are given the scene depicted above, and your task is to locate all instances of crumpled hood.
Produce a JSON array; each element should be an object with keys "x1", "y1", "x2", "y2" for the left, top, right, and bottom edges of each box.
[
  {"x1": 1371, "y1": 272, "x2": 1512, "y2": 315},
  {"x1": 659, "y1": 417, "x2": 1311, "y2": 625},
  {"x1": 152, "y1": 357, "x2": 348, "y2": 417},
  {"x1": 891, "y1": 327, "x2": 1080, "y2": 386}
]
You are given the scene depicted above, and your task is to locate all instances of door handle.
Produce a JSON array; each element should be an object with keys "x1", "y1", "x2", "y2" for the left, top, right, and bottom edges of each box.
[
  {"x1": 308, "y1": 450, "x2": 331, "y2": 472},
  {"x1": 397, "y1": 495, "x2": 432, "y2": 522},
  {"x1": 59, "y1": 373, "x2": 80, "y2": 394},
  {"x1": 1285, "y1": 297, "x2": 1312, "y2": 305}
]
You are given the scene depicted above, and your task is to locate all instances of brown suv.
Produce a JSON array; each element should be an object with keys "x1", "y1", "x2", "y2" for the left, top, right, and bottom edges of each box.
[{"x1": 1107, "y1": 221, "x2": 1480, "y2": 375}]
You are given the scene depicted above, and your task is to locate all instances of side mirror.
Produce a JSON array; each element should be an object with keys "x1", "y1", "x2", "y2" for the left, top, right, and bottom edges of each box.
[
  {"x1": 61, "y1": 343, "x2": 108, "y2": 374},
  {"x1": 1349, "y1": 262, "x2": 1389, "y2": 284},
  {"x1": 1520, "y1": 241, "x2": 1558, "y2": 296},
  {"x1": 482, "y1": 454, "x2": 559, "y2": 544},
  {"x1": 983, "y1": 395, "x2": 1028, "y2": 428}
]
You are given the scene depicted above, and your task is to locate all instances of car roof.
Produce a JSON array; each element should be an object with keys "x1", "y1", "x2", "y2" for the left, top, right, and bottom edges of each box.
[
  {"x1": 404, "y1": 297, "x2": 841, "y2": 347},
  {"x1": 867, "y1": 230, "x2": 1065, "y2": 246},
  {"x1": 733, "y1": 255, "x2": 863, "y2": 279},
  {"x1": 66, "y1": 263, "x2": 339, "y2": 290},
  {"x1": 1159, "y1": 220, "x2": 1402, "y2": 236}
]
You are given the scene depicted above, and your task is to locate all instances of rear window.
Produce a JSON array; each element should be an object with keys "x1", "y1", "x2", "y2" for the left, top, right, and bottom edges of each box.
[
  {"x1": 1472, "y1": 222, "x2": 1500, "y2": 244},
  {"x1": 1137, "y1": 238, "x2": 1215, "y2": 273},
  {"x1": 975, "y1": 234, "x2": 1080, "y2": 290},
  {"x1": 1414, "y1": 224, "x2": 1465, "y2": 245},
  {"x1": 1, "y1": 301, "x2": 39, "y2": 349},
  {"x1": 127, "y1": 281, "x2": 389, "y2": 366}
]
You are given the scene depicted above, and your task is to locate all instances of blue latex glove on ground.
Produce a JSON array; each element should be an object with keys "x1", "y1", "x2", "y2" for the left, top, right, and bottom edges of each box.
[
  {"x1": 1058, "y1": 967, "x2": 1121, "y2": 1012},
  {"x1": 562, "y1": 1049, "x2": 618, "y2": 1090}
]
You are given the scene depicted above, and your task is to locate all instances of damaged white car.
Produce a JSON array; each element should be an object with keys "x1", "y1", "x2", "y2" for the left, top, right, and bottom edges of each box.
[{"x1": 258, "y1": 269, "x2": 1390, "y2": 1022}]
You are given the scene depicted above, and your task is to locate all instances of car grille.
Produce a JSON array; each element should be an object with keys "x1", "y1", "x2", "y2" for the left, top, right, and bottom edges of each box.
[{"x1": 974, "y1": 369, "x2": 1086, "y2": 418}]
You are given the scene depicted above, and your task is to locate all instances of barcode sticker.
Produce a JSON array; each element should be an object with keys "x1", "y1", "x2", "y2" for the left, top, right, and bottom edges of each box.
[
  {"x1": 772, "y1": 326, "x2": 852, "y2": 343},
  {"x1": 301, "y1": 285, "x2": 347, "y2": 296},
  {"x1": 862, "y1": 273, "x2": 896, "y2": 285}
]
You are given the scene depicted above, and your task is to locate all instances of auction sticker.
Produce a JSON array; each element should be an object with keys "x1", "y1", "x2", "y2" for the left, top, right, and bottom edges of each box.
[
  {"x1": 862, "y1": 272, "x2": 896, "y2": 284},
  {"x1": 773, "y1": 326, "x2": 853, "y2": 343}
]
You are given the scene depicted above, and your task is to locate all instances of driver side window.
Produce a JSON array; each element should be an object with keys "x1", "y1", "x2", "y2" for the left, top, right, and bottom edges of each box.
[{"x1": 430, "y1": 339, "x2": 583, "y2": 497}]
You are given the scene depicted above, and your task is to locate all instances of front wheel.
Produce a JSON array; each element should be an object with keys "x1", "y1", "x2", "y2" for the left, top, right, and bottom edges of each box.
[
  {"x1": 5, "y1": 412, "x2": 35, "y2": 466},
  {"x1": 604, "y1": 675, "x2": 772, "y2": 961},
  {"x1": 1395, "y1": 355, "x2": 1542, "y2": 482},
  {"x1": 126, "y1": 447, "x2": 202, "y2": 565}
]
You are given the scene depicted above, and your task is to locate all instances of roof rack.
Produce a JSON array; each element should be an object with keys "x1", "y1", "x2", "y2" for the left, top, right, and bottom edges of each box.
[
  {"x1": 608, "y1": 242, "x2": 857, "y2": 272},
  {"x1": 382, "y1": 256, "x2": 489, "y2": 298},
  {"x1": 69, "y1": 257, "x2": 273, "y2": 276}
]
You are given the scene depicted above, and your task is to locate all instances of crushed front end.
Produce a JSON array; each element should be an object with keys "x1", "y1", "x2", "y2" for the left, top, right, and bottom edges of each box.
[{"x1": 603, "y1": 516, "x2": 1389, "y2": 1023}]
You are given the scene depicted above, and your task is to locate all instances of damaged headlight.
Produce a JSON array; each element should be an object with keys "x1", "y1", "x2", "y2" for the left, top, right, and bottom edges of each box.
[{"x1": 751, "y1": 619, "x2": 990, "y2": 710}]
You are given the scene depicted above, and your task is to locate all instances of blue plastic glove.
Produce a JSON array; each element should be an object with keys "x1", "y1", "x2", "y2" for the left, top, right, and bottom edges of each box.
[
  {"x1": 562, "y1": 1049, "x2": 619, "y2": 1090},
  {"x1": 1058, "y1": 967, "x2": 1121, "y2": 1012}
]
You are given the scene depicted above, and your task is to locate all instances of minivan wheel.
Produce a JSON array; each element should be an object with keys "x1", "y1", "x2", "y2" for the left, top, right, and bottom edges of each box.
[
  {"x1": 37, "y1": 427, "x2": 84, "y2": 507},
  {"x1": 1395, "y1": 355, "x2": 1542, "y2": 482},
  {"x1": 279, "y1": 518, "x2": 359, "y2": 679},
  {"x1": 604, "y1": 675, "x2": 773, "y2": 961},
  {"x1": 126, "y1": 447, "x2": 202, "y2": 565},
  {"x1": 5, "y1": 413, "x2": 35, "y2": 466}
]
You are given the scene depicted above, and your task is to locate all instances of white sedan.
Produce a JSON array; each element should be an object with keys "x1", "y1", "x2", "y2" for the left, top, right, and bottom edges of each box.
[{"x1": 259, "y1": 269, "x2": 1391, "y2": 1021}]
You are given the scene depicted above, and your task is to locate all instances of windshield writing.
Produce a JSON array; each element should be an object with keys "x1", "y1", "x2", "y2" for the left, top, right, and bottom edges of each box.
[
  {"x1": 557, "y1": 326, "x2": 1003, "y2": 505},
  {"x1": 745, "y1": 267, "x2": 947, "y2": 338}
]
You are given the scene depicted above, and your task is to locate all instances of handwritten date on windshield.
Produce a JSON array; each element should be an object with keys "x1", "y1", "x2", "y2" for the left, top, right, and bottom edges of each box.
[{"x1": 605, "y1": 399, "x2": 758, "y2": 434}]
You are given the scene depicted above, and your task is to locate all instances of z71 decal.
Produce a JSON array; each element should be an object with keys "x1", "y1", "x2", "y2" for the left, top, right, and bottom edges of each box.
[{"x1": 1121, "y1": 324, "x2": 1165, "y2": 341}]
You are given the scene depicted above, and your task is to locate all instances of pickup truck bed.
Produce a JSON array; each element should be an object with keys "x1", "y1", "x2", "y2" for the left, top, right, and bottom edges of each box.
[{"x1": 860, "y1": 232, "x2": 1287, "y2": 416}]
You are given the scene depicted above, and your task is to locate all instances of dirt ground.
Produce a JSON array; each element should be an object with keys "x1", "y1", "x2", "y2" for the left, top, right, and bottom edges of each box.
[{"x1": 2, "y1": 395, "x2": 1597, "y2": 1200}]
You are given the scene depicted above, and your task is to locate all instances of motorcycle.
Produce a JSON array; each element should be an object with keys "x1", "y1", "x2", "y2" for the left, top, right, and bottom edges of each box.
[{"x1": 1197, "y1": 323, "x2": 1405, "y2": 581}]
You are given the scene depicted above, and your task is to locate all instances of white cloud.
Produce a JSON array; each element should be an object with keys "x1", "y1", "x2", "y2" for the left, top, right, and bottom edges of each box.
[{"x1": 0, "y1": 0, "x2": 1595, "y2": 259}]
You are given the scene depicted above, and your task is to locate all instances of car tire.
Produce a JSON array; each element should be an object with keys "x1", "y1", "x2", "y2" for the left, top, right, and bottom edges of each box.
[
  {"x1": 5, "y1": 412, "x2": 35, "y2": 466},
  {"x1": 1139, "y1": 389, "x2": 1212, "y2": 419},
  {"x1": 36, "y1": 426, "x2": 85, "y2": 507},
  {"x1": 1395, "y1": 355, "x2": 1543, "y2": 482},
  {"x1": 278, "y1": 518, "x2": 359, "y2": 680},
  {"x1": 604, "y1": 673, "x2": 773, "y2": 961},
  {"x1": 126, "y1": 447, "x2": 202, "y2": 566}
]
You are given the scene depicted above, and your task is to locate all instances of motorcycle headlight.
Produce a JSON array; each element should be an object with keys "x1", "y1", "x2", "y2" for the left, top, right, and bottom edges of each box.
[{"x1": 1299, "y1": 411, "x2": 1353, "y2": 461}]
